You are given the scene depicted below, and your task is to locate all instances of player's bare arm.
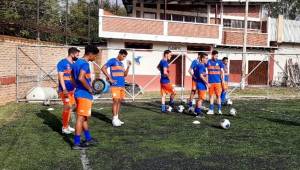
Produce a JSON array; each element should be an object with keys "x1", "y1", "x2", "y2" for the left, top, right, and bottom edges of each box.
[
  {"x1": 124, "y1": 60, "x2": 131, "y2": 77},
  {"x1": 78, "y1": 69, "x2": 93, "y2": 94},
  {"x1": 101, "y1": 65, "x2": 116, "y2": 84},
  {"x1": 58, "y1": 72, "x2": 68, "y2": 96},
  {"x1": 163, "y1": 67, "x2": 168, "y2": 77}
]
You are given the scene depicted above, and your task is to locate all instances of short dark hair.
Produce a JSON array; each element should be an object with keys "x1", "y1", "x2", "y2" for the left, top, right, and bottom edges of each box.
[
  {"x1": 198, "y1": 52, "x2": 208, "y2": 57},
  {"x1": 119, "y1": 49, "x2": 128, "y2": 55},
  {"x1": 222, "y1": 57, "x2": 228, "y2": 61},
  {"x1": 164, "y1": 50, "x2": 172, "y2": 56},
  {"x1": 68, "y1": 47, "x2": 80, "y2": 55},
  {"x1": 85, "y1": 45, "x2": 99, "y2": 55},
  {"x1": 212, "y1": 50, "x2": 218, "y2": 55}
]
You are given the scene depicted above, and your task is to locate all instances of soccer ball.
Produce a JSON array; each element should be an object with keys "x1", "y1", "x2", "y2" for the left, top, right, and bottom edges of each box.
[
  {"x1": 227, "y1": 99, "x2": 233, "y2": 105},
  {"x1": 177, "y1": 105, "x2": 185, "y2": 113},
  {"x1": 220, "y1": 119, "x2": 230, "y2": 129},
  {"x1": 167, "y1": 106, "x2": 173, "y2": 112},
  {"x1": 229, "y1": 108, "x2": 237, "y2": 116}
]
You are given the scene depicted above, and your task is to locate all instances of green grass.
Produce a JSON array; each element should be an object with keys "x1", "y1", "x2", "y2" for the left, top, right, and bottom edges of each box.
[{"x1": 0, "y1": 100, "x2": 299, "y2": 170}]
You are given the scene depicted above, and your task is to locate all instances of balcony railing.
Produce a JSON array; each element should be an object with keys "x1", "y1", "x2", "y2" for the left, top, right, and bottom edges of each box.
[
  {"x1": 99, "y1": 9, "x2": 269, "y2": 47},
  {"x1": 99, "y1": 9, "x2": 222, "y2": 45}
]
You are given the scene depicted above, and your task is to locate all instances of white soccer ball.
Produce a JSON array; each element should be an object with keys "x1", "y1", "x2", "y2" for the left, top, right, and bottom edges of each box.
[
  {"x1": 227, "y1": 99, "x2": 233, "y2": 105},
  {"x1": 229, "y1": 108, "x2": 237, "y2": 116},
  {"x1": 220, "y1": 119, "x2": 230, "y2": 129},
  {"x1": 167, "y1": 106, "x2": 173, "y2": 112},
  {"x1": 177, "y1": 105, "x2": 185, "y2": 113}
]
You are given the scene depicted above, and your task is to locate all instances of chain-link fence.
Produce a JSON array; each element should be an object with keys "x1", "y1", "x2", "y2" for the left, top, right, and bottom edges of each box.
[{"x1": 16, "y1": 45, "x2": 300, "y2": 102}]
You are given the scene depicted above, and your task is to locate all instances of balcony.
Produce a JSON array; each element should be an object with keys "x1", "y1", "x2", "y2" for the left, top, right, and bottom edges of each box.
[
  {"x1": 99, "y1": 9, "x2": 222, "y2": 45},
  {"x1": 99, "y1": 9, "x2": 269, "y2": 47}
]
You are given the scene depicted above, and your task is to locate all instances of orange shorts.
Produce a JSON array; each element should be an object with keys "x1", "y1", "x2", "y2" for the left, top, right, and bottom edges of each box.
[
  {"x1": 198, "y1": 90, "x2": 206, "y2": 100},
  {"x1": 59, "y1": 91, "x2": 75, "y2": 106},
  {"x1": 192, "y1": 80, "x2": 197, "y2": 91},
  {"x1": 222, "y1": 82, "x2": 228, "y2": 91},
  {"x1": 76, "y1": 98, "x2": 92, "y2": 117},
  {"x1": 209, "y1": 83, "x2": 222, "y2": 97},
  {"x1": 111, "y1": 87, "x2": 126, "y2": 99},
  {"x1": 161, "y1": 83, "x2": 176, "y2": 96}
]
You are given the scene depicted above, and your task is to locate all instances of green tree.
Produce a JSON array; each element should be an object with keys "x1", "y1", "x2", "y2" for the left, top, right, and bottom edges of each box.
[{"x1": 266, "y1": 0, "x2": 300, "y2": 19}]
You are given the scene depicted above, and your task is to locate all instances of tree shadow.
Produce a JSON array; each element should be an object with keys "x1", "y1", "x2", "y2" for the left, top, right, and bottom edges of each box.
[
  {"x1": 36, "y1": 110, "x2": 73, "y2": 147},
  {"x1": 258, "y1": 116, "x2": 300, "y2": 126},
  {"x1": 91, "y1": 111, "x2": 112, "y2": 124}
]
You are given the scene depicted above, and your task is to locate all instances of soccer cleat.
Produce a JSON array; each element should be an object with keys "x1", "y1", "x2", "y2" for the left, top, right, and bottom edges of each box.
[
  {"x1": 62, "y1": 127, "x2": 72, "y2": 134},
  {"x1": 188, "y1": 107, "x2": 194, "y2": 113},
  {"x1": 68, "y1": 126, "x2": 75, "y2": 132},
  {"x1": 217, "y1": 110, "x2": 223, "y2": 115},
  {"x1": 195, "y1": 113, "x2": 205, "y2": 119},
  {"x1": 82, "y1": 138, "x2": 98, "y2": 147},
  {"x1": 72, "y1": 143, "x2": 88, "y2": 150},
  {"x1": 118, "y1": 119, "x2": 124, "y2": 125},
  {"x1": 112, "y1": 119, "x2": 122, "y2": 127},
  {"x1": 206, "y1": 110, "x2": 214, "y2": 115}
]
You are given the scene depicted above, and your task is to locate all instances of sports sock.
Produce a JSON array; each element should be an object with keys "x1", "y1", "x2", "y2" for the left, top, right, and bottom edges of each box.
[
  {"x1": 169, "y1": 98, "x2": 174, "y2": 107},
  {"x1": 221, "y1": 91, "x2": 226, "y2": 103},
  {"x1": 74, "y1": 135, "x2": 81, "y2": 145},
  {"x1": 161, "y1": 104, "x2": 166, "y2": 112},
  {"x1": 84, "y1": 130, "x2": 92, "y2": 141},
  {"x1": 218, "y1": 104, "x2": 222, "y2": 111},
  {"x1": 113, "y1": 115, "x2": 118, "y2": 120},
  {"x1": 62, "y1": 109, "x2": 71, "y2": 128},
  {"x1": 188, "y1": 101, "x2": 193, "y2": 107},
  {"x1": 195, "y1": 107, "x2": 201, "y2": 114},
  {"x1": 209, "y1": 104, "x2": 214, "y2": 110}
]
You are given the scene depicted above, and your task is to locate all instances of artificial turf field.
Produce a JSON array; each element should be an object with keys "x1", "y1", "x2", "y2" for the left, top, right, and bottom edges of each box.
[{"x1": 0, "y1": 99, "x2": 299, "y2": 170}]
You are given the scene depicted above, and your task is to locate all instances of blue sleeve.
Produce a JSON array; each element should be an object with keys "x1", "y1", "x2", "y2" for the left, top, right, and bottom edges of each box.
[
  {"x1": 190, "y1": 60, "x2": 196, "y2": 69},
  {"x1": 162, "y1": 61, "x2": 168, "y2": 68},
  {"x1": 57, "y1": 61, "x2": 65, "y2": 72},
  {"x1": 105, "y1": 58, "x2": 114, "y2": 67},
  {"x1": 81, "y1": 63, "x2": 90, "y2": 73},
  {"x1": 219, "y1": 61, "x2": 224, "y2": 69}
]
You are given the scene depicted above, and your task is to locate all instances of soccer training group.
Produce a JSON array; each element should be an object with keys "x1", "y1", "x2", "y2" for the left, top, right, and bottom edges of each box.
[{"x1": 57, "y1": 45, "x2": 229, "y2": 150}]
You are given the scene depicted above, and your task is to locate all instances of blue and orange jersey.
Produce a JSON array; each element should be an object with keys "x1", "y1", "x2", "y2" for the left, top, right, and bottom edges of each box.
[
  {"x1": 223, "y1": 63, "x2": 229, "y2": 83},
  {"x1": 57, "y1": 58, "x2": 75, "y2": 92},
  {"x1": 158, "y1": 59, "x2": 170, "y2": 84},
  {"x1": 206, "y1": 59, "x2": 224, "y2": 84},
  {"x1": 194, "y1": 63, "x2": 207, "y2": 90},
  {"x1": 190, "y1": 59, "x2": 199, "y2": 81},
  {"x1": 72, "y1": 58, "x2": 93, "y2": 100},
  {"x1": 105, "y1": 58, "x2": 125, "y2": 87}
]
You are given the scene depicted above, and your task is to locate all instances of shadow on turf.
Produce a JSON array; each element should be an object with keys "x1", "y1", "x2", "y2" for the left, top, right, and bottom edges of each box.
[
  {"x1": 91, "y1": 111, "x2": 111, "y2": 124},
  {"x1": 36, "y1": 110, "x2": 74, "y2": 147},
  {"x1": 123, "y1": 102, "x2": 196, "y2": 117},
  {"x1": 258, "y1": 116, "x2": 300, "y2": 126}
]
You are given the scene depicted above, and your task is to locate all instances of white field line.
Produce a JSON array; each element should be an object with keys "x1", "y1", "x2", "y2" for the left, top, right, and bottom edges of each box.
[{"x1": 80, "y1": 150, "x2": 92, "y2": 170}]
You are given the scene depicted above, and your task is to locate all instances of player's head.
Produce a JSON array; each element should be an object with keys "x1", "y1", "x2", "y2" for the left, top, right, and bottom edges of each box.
[
  {"x1": 163, "y1": 50, "x2": 172, "y2": 60},
  {"x1": 84, "y1": 45, "x2": 99, "y2": 62},
  {"x1": 199, "y1": 52, "x2": 208, "y2": 64},
  {"x1": 117, "y1": 49, "x2": 128, "y2": 61},
  {"x1": 222, "y1": 57, "x2": 228, "y2": 65},
  {"x1": 211, "y1": 50, "x2": 218, "y2": 60},
  {"x1": 68, "y1": 47, "x2": 80, "y2": 61}
]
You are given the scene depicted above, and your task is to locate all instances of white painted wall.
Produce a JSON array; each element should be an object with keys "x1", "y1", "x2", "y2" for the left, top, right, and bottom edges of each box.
[{"x1": 273, "y1": 44, "x2": 300, "y2": 84}]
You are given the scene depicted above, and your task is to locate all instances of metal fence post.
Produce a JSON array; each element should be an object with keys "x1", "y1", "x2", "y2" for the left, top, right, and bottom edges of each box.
[
  {"x1": 132, "y1": 49, "x2": 135, "y2": 102},
  {"x1": 16, "y1": 46, "x2": 19, "y2": 103},
  {"x1": 181, "y1": 51, "x2": 184, "y2": 102}
]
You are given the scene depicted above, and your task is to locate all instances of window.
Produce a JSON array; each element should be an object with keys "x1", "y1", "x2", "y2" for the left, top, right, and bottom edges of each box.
[
  {"x1": 184, "y1": 16, "x2": 195, "y2": 22},
  {"x1": 196, "y1": 17, "x2": 207, "y2": 23},
  {"x1": 223, "y1": 19, "x2": 260, "y2": 30},
  {"x1": 125, "y1": 42, "x2": 153, "y2": 49},
  {"x1": 144, "y1": 12, "x2": 156, "y2": 19},
  {"x1": 144, "y1": 4, "x2": 157, "y2": 9},
  {"x1": 136, "y1": 11, "x2": 141, "y2": 18},
  {"x1": 172, "y1": 14, "x2": 184, "y2": 21},
  {"x1": 160, "y1": 13, "x2": 171, "y2": 20},
  {"x1": 187, "y1": 45, "x2": 211, "y2": 52}
]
